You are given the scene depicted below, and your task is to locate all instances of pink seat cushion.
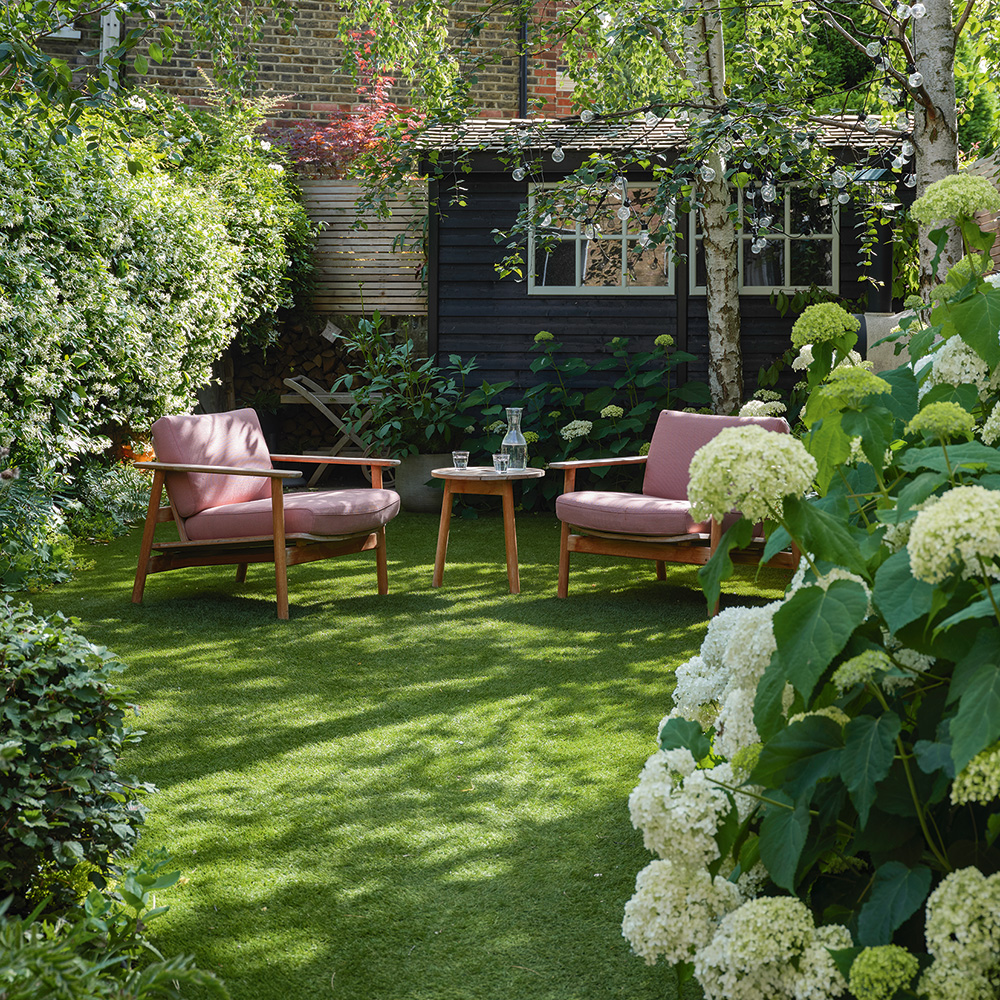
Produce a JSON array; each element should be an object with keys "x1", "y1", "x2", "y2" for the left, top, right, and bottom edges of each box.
[
  {"x1": 183, "y1": 489, "x2": 402, "y2": 541},
  {"x1": 642, "y1": 410, "x2": 790, "y2": 500},
  {"x1": 556, "y1": 492, "x2": 708, "y2": 536},
  {"x1": 152, "y1": 409, "x2": 273, "y2": 517}
]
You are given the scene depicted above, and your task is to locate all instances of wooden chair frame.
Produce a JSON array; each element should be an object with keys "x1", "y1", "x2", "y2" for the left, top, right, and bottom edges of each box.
[
  {"x1": 132, "y1": 454, "x2": 399, "y2": 620},
  {"x1": 550, "y1": 455, "x2": 799, "y2": 600}
]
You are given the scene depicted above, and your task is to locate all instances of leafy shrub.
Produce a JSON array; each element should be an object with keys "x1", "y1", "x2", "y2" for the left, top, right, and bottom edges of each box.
[
  {"x1": 0, "y1": 112, "x2": 242, "y2": 469},
  {"x1": 0, "y1": 602, "x2": 154, "y2": 915},
  {"x1": 0, "y1": 851, "x2": 228, "y2": 999},
  {"x1": 63, "y1": 462, "x2": 152, "y2": 544},
  {"x1": 621, "y1": 178, "x2": 1000, "y2": 997}
]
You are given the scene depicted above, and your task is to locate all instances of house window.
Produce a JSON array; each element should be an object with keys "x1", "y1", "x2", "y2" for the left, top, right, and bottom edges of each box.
[
  {"x1": 691, "y1": 185, "x2": 839, "y2": 294},
  {"x1": 528, "y1": 183, "x2": 674, "y2": 295}
]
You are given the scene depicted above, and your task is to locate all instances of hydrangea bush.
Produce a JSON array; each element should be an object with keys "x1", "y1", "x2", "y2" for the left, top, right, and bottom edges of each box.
[{"x1": 623, "y1": 175, "x2": 1000, "y2": 1000}]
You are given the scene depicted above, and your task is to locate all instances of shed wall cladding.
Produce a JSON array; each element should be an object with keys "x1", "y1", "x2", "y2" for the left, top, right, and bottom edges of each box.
[
  {"x1": 433, "y1": 176, "x2": 870, "y2": 392},
  {"x1": 434, "y1": 175, "x2": 679, "y2": 388}
]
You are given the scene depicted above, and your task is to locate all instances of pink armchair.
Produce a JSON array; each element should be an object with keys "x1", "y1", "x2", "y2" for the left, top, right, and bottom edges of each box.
[
  {"x1": 551, "y1": 409, "x2": 799, "y2": 599},
  {"x1": 131, "y1": 408, "x2": 400, "y2": 619}
]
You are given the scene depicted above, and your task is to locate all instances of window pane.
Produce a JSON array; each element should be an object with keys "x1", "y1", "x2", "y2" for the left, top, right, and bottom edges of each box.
[
  {"x1": 534, "y1": 239, "x2": 577, "y2": 287},
  {"x1": 790, "y1": 187, "x2": 832, "y2": 235},
  {"x1": 694, "y1": 237, "x2": 707, "y2": 287},
  {"x1": 790, "y1": 239, "x2": 833, "y2": 286},
  {"x1": 626, "y1": 240, "x2": 669, "y2": 287},
  {"x1": 582, "y1": 239, "x2": 623, "y2": 287},
  {"x1": 625, "y1": 187, "x2": 665, "y2": 234},
  {"x1": 742, "y1": 238, "x2": 784, "y2": 287},
  {"x1": 593, "y1": 196, "x2": 626, "y2": 236}
]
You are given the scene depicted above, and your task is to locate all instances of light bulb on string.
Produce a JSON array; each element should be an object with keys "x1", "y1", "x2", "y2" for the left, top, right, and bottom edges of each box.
[
  {"x1": 908, "y1": 70, "x2": 923, "y2": 88},
  {"x1": 700, "y1": 164, "x2": 717, "y2": 182},
  {"x1": 638, "y1": 227, "x2": 651, "y2": 249},
  {"x1": 644, "y1": 110, "x2": 658, "y2": 127},
  {"x1": 580, "y1": 109, "x2": 594, "y2": 123},
  {"x1": 895, "y1": 112, "x2": 909, "y2": 130},
  {"x1": 759, "y1": 143, "x2": 770, "y2": 156},
  {"x1": 761, "y1": 182, "x2": 777, "y2": 202},
  {"x1": 891, "y1": 155, "x2": 904, "y2": 169},
  {"x1": 904, "y1": 174, "x2": 917, "y2": 188},
  {"x1": 617, "y1": 205, "x2": 630, "y2": 221},
  {"x1": 512, "y1": 166, "x2": 526, "y2": 181},
  {"x1": 865, "y1": 40, "x2": 881, "y2": 58},
  {"x1": 832, "y1": 169, "x2": 848, "y2": 188},
  {"x1": 896, "y1": 3, "x2": 912, "y2": 18},
  {"x1": 541, "y1": 213, "x2": 552, "y2": 227},
  {"x1": 911, "y1": 2, "x2": 925, "y2": 15},
  {"x1": 760, "y1": 214, "x2": 774, "y2": 229},
  {"x1": 879, "y1": 85, "x2": 897, "y2": 102},
  {"x1": 551, "y1": 144, "x2": 565, "y2": 163},
  {"x1": 780, "y1": 161, "x2": 792, "y2": 174},
  {"x1": 901, "y1": 140, "x2": 915, "y2": 158},
  {"x1": 864, "y1": 115, "x2": 881, "y2": 134},
  {"x1": 838, "y1": 191, "x2": 850, "y2": 204},
  {"x1": 584, "y1": 220, "x2": 596, "y2": 238}
]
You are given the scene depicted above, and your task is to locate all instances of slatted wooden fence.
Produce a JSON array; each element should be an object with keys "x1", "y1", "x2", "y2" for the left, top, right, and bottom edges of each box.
[{"x1": 299, "y1": 179, "x2": 427, "y2": 315}]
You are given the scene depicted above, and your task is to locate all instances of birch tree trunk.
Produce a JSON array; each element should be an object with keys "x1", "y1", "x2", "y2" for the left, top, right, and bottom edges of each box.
[
  {"x1": 683, "y1": 0, "x2": 743, "y2": 413},
  {"x1": 911, "y1": 0, "x2": 961, "y2": 289}
]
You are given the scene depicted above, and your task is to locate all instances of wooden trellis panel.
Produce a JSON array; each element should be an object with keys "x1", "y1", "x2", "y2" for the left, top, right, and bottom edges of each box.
[{"x1": 299, "y1": 179, "x2": 427, "y2": 315}]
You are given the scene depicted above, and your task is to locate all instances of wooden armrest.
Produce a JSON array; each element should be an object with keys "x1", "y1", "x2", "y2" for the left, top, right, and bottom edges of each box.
[
  {"x1": 268, "y1": 454, "x2": 401, "y2": 467},
  {"x1": 134, "y1": 461, "x2": 300, "y2": 479},
  {"x1": 547, "y1": 456, "x2": 648, "y2": 470}
]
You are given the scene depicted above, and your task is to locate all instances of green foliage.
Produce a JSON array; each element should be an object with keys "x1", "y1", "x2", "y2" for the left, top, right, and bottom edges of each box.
[
  {"x1": 0, "y1": 852, "x2": 228, "y2": 999},
  {"x1": 0, "y1": 111, "x2": 241, "y2": 469},
  {"x1": 62, "y1": 462, "x2": 152, "y2": 544},
  {"x1": 624, "y1": 193, "x2": 1000, "y2": 991},
  {"x1": 0, "y1": 601, "x2": 155, "y2": 915}
]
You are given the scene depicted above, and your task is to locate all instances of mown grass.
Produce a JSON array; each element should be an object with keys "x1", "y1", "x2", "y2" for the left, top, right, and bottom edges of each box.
[{"x1": 26, "y1": 507, "x2": 786, "y2": 1000}]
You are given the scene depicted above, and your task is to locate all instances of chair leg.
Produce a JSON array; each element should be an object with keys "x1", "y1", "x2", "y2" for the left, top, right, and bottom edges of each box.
[
  {"x1": 557, "y1": 521, "x2": 571, "y2": 598},
  {"x1": 132, "y1": 471, "x2": 165, "y2": 604},
  {"x1": 655, "y1": 560, "x2": 666, "y2": 581},
  {"x1": 271, "y1": 481, "x2": 289, "y2": 620},
  {"x1": 235, "y1": 564, "x2": 248, "y2": 584},
  {"x1": 375, "y1": 527, "x2": 388, "y2": 595}
]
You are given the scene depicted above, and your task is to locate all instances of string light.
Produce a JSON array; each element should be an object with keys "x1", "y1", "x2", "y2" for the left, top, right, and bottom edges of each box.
[{"x1": 551, "y1": 144, "x2": 565, "y2": 163}]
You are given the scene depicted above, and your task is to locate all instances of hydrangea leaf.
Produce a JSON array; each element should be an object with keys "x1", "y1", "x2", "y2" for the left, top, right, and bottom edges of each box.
[
  {"x1": 947, "y1": 628, "x2": 1000, "y2": 705},
  {"x1": 802, "y1": 413, "x2": 852, "y2": 493},
  {"x1": 894, "y1": 471, "x2": 949, "y2": 517},
  {"x1": 907, "y1": 324, "x2": 940, "y2": 368},
  {"x1": 697, "y1": 518, "x2": 754, "y2": 615},
  {"x1": 918, "y1": 381, "x2": 980, "y2": 412},
  {"x1": 761, "y1": 522, "x2": 792, "y2": 564},
  {"x1": 898, "y1": 440, "x2": 1000, "y2": 475},
  {"x1": 829, "y1": 948, "x2": 864, "y2": 983},
  {"x1": 754, "y1": 653, "x2": 791, "y2": 743},
  {"x1": 781, "y1": 497, "x2": 870, "y2": 576},
  {"x1": 758, "y1": 791, "x2": 810, "y2": 891},
  {"x1": 708, "y1": 796, "x2": 739, "y2": 878},
  {"x1": 933, "y1": 596, "x2": 996, "y2": 635},
  {"x1": 872, "y1": 549, "x2": 936, "y2": 634},
  {"x1": 949, "y1": 287, "x2": 1000, "y2": 368},
  {"x1": 913, "y1": 740, "x2": 956, "y2": 779},
  {"x1": 771, "y1": 580, "x2": 870, "y2": 707},
  {"x1": 857, "y1": 861, "x2": 932, "y2": 947},
  {"x1": 841, "y1": 406, "x2": 895, "y2": 468},
  {"x1": 841, "y1": 713, "x2": 902, "y2": 827},
  {"x1": 750, "y1": 715, "x2": 844, "y2": 798},
  {"x1": 877, "y1": 364, "x2": 920, "y2": 424},
  {"x1": 951, "y1": 657, "x2": 1000, "y2": 772},
  {"x1": 658, "y1": 716, "x2": 712, "y2": 761}
]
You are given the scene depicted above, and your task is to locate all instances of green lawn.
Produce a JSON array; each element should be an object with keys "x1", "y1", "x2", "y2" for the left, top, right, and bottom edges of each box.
[{"x1": 26, "y1": 509, "x2": 786, "y2": 1000}]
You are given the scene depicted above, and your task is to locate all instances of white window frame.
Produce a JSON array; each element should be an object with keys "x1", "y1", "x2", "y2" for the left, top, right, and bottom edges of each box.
[
  {"x1": 690, "y1": 184, "x2": 840, "y2": 295},
  {"x1": 527, "y1": 183, "x2": 675, "y2": 296}
]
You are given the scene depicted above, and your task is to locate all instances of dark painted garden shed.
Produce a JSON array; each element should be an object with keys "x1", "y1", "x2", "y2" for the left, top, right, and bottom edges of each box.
[{"x1": 420, "y1": 116, "x2": 900, "y2": 393}]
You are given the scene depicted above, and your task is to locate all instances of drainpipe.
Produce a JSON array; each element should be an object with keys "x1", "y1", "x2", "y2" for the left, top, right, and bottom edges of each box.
[
  {"x1": 99, "y1": 11, "x2": 121, "y2": 89},
  {"x1": 518, "y1": 16, "x2": 528, "y2": 118}
]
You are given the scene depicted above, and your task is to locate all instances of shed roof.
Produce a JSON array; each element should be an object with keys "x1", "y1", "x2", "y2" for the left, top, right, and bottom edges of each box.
[{"x1": 419, "y1": 115, "x2": 898, "y2": 155}]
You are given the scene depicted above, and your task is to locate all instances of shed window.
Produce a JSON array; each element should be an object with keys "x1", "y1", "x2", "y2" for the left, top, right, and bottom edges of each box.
[
  {"x1": 528, "y1": 183, "x2": 674, "y2": 295},
  {"x1": 691, "y1": 184, "x2": 839, "y2": 294}
]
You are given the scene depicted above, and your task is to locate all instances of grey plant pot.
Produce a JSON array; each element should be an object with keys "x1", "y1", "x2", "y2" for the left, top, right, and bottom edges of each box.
[{"x1": 394, "y1": 452, "x2": 449, "y2": 512}]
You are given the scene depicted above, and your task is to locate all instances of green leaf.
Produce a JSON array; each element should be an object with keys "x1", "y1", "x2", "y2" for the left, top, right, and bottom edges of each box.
[
  {"x1": 898, "y1": 441, "x2": 1000, "y2": 475},
  {"x1": 758, "y1": 792, "x2": 810, "y2": 891},
  {"x1": 934, "y1": 596, "x2": 997, "y2": 635},
  {"x1": 659, "y1": 716, "x2": 711, "y2": 761},
  {"x1": 857, "y1": 861, "x2": 932, "y2": 946},
  {"x1": 913, "y1": 740, "x2": 955, "y2": 779},
  {"x1": 750, "y1": 716, "x2": 844, "y2": 798},
  {"x1": 708, "y1": 796, "x2": 740, "y2": 877},
  {"x1": 878, "y1": 365, "x2": 919, "y2": 424},
  {"x1": 918, "y1": 381, "x2": 979, "y2": 412},
  {"x1": 951, "y1": 658, "x2": 1000, "y2": 772},
  {"x1": 949, "y1": 288, "x2": 1000, "y2": 368},
  {"x1": 829, "y1": 948, "x2": 864, "y2": 983},
  {"x1": 697, "y1": 518, "x2": 754, "y2": 615},
  {"x1": 907, "y1": 324, "x2": 939, "y2": 368},
  {"x1": 803, "y1": 413, "x2": 851, "y2": 493},
  {"x1": 841, "y1": 714, "x2": 901, "y2": 826},
  {"x1": 134, "y1": 52, "x2": 148, "y2": 75},
  {"x1": 770, "y1": 579, "x2": 870, "y2": 705},
  {"x1": 841, "y1": 406, "x2": 894, "y2": 468},
  {"x1": 948, "y1": 627, "x2": 1000, "y2": 705},
  {"x1": 872, "y1": 549, "x2": 936, "y2": 634},
  {"x1": 781, "y1": 497, "x2": 870, "y2": 577}
]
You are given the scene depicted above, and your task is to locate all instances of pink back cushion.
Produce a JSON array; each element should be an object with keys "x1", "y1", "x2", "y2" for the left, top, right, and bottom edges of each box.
[
  {"x1": 151, "y1": 409, "x2": 273, "y2": 518},
  {"x1": 642, "y1": 410, "x2": 790, "y2": 500}
]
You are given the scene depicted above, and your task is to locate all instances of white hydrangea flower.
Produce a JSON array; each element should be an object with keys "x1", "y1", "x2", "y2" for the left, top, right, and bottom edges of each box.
[
  {"x1": 560, "y1": 419, "x2": 593, "y2": 440},
  {"x1": 918, "y1": 961, "x2": 995, "y2": 1000},
  {"x1": 908, "y1": 485, "x2": 1000, "y2": 583},
  {"x1": 735, "y1": 861, "x2": 769, "y2": 901},
  {"x1": 925, "y1": 867, "x2": 1000, "y2": 979},
  {"x1": 718, "y1": 603, "x2": 781, "y2": 695},
  {"x1": 739, "y1": 398, "x2": 786, "y2": 418},
  {"x1": 981, "y1": 401, "x2": 1000, "y2": 446},
  {"x1": 792, "y1": 343, "x2": 814, "y2": 371},
  {"x1": 673, "y1": 654, "x2": 725, "y2": 717},
  {"x1": 917, "y1": 336, "x2": 990, "y2": 400},
  {"x1": 713, "y1": 686, "x2": 760, "y2": 760},
  {"x1": 622, "y1": 859, "x2": 742, "y2": 966},
  {"x1": 628, "y1": 756, "x2": 742, "y2": 869},
  {"x1": 688, "y1": 426, "x2": 817, "y2": 524},
  {"x1": 951, "y1": 742, "x2": 1000, "y2": 806},
  {"x1": 693, "y1": 897, "x2": 850, "y2": 1000}
]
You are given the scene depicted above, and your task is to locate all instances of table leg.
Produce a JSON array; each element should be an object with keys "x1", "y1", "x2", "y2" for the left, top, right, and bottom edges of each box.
[
  {"x1": 432, "y1": 481, "x2": 455, "y2": 587},
  {"x1": 501, "y1": 482, "x2": 520, "y2": 594}
]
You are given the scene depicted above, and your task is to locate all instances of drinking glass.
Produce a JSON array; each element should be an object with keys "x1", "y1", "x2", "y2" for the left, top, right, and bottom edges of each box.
[
  {"x1": 492, "y1": 453, "x2": 510, "y2": 473},
  {"x1": 452, "y1": 451, "x2": 469, "y2": 470}
]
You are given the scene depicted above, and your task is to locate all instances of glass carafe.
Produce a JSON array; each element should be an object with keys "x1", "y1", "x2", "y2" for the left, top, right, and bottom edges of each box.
[{"x1": 500, "y1": 407, "x2": 527, "y2": 470}]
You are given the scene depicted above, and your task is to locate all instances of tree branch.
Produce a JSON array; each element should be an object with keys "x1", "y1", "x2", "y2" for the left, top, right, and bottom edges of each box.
[{"x1": 954, "y1": 0, "x2": 976, "y2": 38}]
